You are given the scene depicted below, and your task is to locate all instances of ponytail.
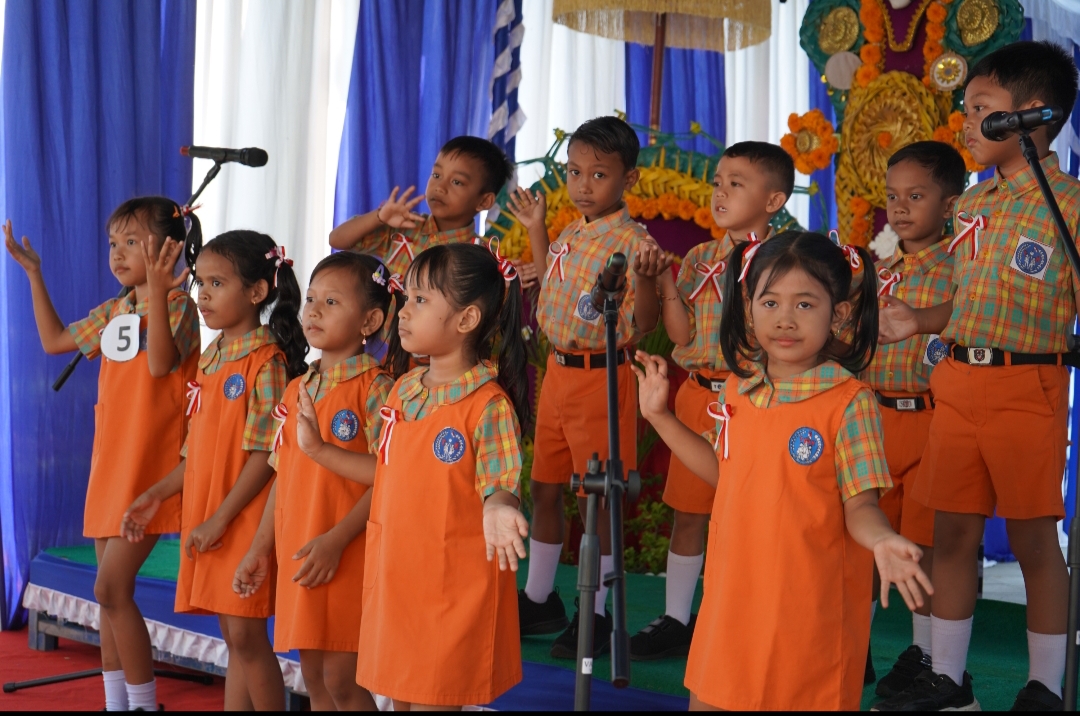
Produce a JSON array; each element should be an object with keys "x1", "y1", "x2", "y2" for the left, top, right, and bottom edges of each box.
[
  {"x1": 494, "y1": 271, "x2": 529, "y2": 429},
  {"x1": 836, "y1": 244, "x2": 878, "y2": 374},
  {"x1": 719, "y1": 240, "x2": 757, "y2": 379},
  {"x1": 266, "y1": 258, "x2": 308, "y2": 380}
]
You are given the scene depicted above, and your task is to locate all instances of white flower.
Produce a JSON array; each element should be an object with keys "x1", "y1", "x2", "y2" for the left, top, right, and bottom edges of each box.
[{"x1": 869, "y1": 224, "x2": 900, "y2": 262}]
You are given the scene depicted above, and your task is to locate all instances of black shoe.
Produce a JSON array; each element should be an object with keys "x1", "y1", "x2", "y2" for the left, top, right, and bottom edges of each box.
[
  {"x1": 1010, "y1": 681, "x2": 1062, "y2": 711},
  {"x1": 549, "y1": 603, "x2": 613, "y2": 660},
  {"x1": 871, "y1": 670, "x2": 979, "y2": 711},
  {"x1": 866, "y1": 642, "x2": 877, "y2": 685},
  {"x1": 876, "y1": 645, "x2": 933, "y2": 698},
  {"x1": 518, "y1": 588, "x2": 569, "y2": 636},
  {"x1": 629, "y1": 614, "x2": 696, "y2": 661}
]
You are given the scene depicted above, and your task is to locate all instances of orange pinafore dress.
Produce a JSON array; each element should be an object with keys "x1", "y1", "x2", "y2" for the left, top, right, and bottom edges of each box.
[
  {"x1": 271, "y1": 360, "x2": 389, "y2": 652},
  {"x1": 175, "y1": 340, "x2": 283, "y2": 617},
  {"x1": 82, "y1": 291, "x2": 198, "y2": 537},
  {"x1": 357, "y1": 381, "x2": 521, "y2": 706},
  {"x1": 685, "y1": 376, "x2": 874, "y2": 711}
]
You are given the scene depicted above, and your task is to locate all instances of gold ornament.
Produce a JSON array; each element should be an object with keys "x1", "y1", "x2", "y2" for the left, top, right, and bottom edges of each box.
[
  {"x1": 957, "y1": 0, "x2": 1000, "y2": 47},
  {"x1": 819, "y1": 6, "x2": 860, "y2": 55},
  {"x1": 931, "y1": 52, "x2": 968, "y2": 91}
]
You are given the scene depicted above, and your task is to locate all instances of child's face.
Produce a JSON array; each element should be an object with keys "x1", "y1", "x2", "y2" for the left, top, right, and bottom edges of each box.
[
  {"x1": 425, "y1": 151, "x2": 494, "y2": 225},
  {"x1": 750, "y1": 266, "x2": 851, "y2": 379},
  {"x1": 396, "y1": 271, "x2": 479, "y2": 358},
  {"x1": 194, "y1": 250, "x2": 266, "y2": 332},
  {"x1": 885, "y1": 160, "x2": 957, "y2": 249},
  {"x1": 566, "y1": 141, "x2": 639, "y2": 221},
  {"x1": 963, "y1": 75, "x2": 1023, "y2": 169},
  {"x1": 711, "y1": 156, "x2": 786, "y2": 235},
  {"x1": 108, "y1": 213, "x2": 155, "y2": 287},
  {"x1": 303, "y1": 268, "x2": 382, "y2": 355}
]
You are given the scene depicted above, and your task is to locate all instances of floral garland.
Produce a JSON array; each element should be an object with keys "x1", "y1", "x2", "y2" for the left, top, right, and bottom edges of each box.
[
  {"x1": 781, "y1": 110, "x2": 840, "y2": 175},
  {"x1": 921, "y1": 0, "x2": 951, "y2": 89},
  {"x1": 933, "y1": 110, "x2": 983, "y2": 172},
  {"x1": 855, "y1": 0, "x2": 885, "y2": 88},
  {"x1": 849, "y1": 195, "x2": 874, "y2": 247}
]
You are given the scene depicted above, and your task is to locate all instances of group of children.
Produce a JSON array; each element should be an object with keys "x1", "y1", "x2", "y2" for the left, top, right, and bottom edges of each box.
[{"x1": 6, "y1": 38, "x2": 1080, "y2": 712}]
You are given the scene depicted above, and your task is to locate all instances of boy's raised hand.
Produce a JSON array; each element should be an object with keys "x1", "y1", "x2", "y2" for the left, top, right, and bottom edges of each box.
[
  {"x1": 3, "y1": 220, "x2": 42, "y2": 276},
  {"x1": 295, "y1": 385, "x2": 324, "y2": 457},
  {"x1": 633, "y1": 238, "x2": 673, "y2": 278},
  {"x1": 483, "y1": 501, "x2": 529, "y2": 572},
  {"x1": 120, "y1": 491, "x2": 162, "y2": 543},
  {"x1": 873, "y1": 534, "x2": 934, "y2": 611},
  {"x1": 631, "y1": 351, "x2": 671, "y2": 421},
  {"x1": 878, "y1": 295, "x2": 920, "y2": 345},
  {"x1": 141, "y1": 236, "x2": 188, "y2": 295},
  {"x1": 233, "y1": 551, "x2": 271, "y2": 598},
  {"x1": 377, "y1": 186, "x2": 426, "y2": 229},
  {"x1": 506, "y1": 187, "x2": 547, "y2": 230}
]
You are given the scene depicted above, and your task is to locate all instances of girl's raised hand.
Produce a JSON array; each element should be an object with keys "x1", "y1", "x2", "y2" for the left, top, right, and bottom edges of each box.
[
  {"x1": 3, "y1": 220, "x2": 42, "y2": 276},
  {"x1": 630, "y1": 351, "x2": 671, "y2": 421},
  {"x1": 141, "y1": 236, "x2": 188, "y2": 295},
  {"x1": 292, "y1": 531, "x2": 346, "y2": 588},
  {"x1": 483, "y1": 502, "x2": 529, "y2": 572},
  {"x1": 233, "y1": 551, "x2": 271, "y2": 598},
  {"x1": 120, "y1": 491, "x2": 162, "y2": 543},
  {"x1": 377, "y1": 186, "x2": 426, "y2": 229},
  {"x1": 506, "y1": 187, "x2": 547, "y2": 229},
  {"x1": 873, "y1": 534, "x2": 934, "y2": 611},
  {"x1": 295, "y1": 386, "x2": 324, "y2": 457}
]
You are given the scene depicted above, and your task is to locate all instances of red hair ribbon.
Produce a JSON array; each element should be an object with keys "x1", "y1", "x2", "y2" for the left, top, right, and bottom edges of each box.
[
  {"x1": 265, "y1": 246, "x2": 293, "y2": 288},
  {"x1": 180, "y1": 203, "x2": 201, "y2": 217},
  {"x1": 545, "y1": 241, "x2": 569, "y2": 282},
  {"x1": 387, "y1": 232, "x2": 415, "y2": 266},
  {"x1": 737, "y1": 232, "x2": 762, "y2": 283},
  {"x1": 271, "y1": 403, "x2": 288, "y2": 452},
  {"x1": 706, "y1": 401, "x2": 734, "y2": 460},
  {"x1": 377, "y1": 406, "x2": 402, "y2": 465},
  {"x1": 841, "y1": 245, "x2": 863, "y2": 273},
  {"x1": 387, "y1": 273, "x2": 405, "y2": 295},
  {"x1": 947, "y1": 212, "x2": 986, "y2": 261},
  {"x1": 185, "y1": 381, "x2": 201, "y2": 416},
  {"x1": 688, "y1": 260, "x2": 727, "y2": 302},
  {"x1": 486, "y1": 237, "x2": 519, "y2": 283},
  {"x1": 877, "y1": 267, "x2": 902, "y2": 297}
]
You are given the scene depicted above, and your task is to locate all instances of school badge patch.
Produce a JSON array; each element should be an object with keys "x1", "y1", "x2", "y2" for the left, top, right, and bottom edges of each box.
[
  {"x1": 788, "y1": 427, "x2": 824, "y2": 466},
  {"x1": 433, "y1": 427, "x2": 467, "y2": 464},
  {"x1": 223, "y1": 373, "x2": 247, "y2": 400},
  {"x1": 1010, "y1": 235, "x2": 1053, "y2": 281},
  {"x1": 331, "y1": 409, "x2": 360, "y2": 441},
  {"x1": 923, "y1": 334, "x2": 949, "y2": 367},
  {"x1": 575, "y1": 291, "x2": 601, "y2": 324}
]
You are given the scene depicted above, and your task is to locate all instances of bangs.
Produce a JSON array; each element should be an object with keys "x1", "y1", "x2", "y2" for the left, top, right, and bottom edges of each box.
[{"x1": 405, "y1": 245, "x2": 457, "y2": 303}]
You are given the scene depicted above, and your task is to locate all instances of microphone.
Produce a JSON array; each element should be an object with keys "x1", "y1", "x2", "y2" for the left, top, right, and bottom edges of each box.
[
  {"x1": 180, "y1": 145, "x2": 269, "y2": 167},
  {"x1": 981, "y1": 107, "x2": 1064, "y2": 141},
  {"x1": 590, "y1": 252, "x2": 628, "y2": 311}
]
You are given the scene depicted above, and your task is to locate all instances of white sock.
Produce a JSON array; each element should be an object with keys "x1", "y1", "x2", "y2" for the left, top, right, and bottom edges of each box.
[
  {"x1": 524, "y1": 538, "x2": 562, "y2": 604},
  {"x1": 931, "y1": 615, "x2": 973, "y2": 684},
  {"x1": 1027, "y1": 630, "x2": 1066, "y2": 698},
  {"x1": 665, "y1": 551, "x2": 704, "y2": 626},
  {"x1": 126, "y1": 679, "x2": 157, "y2": 712},
  {"x1": 913, "y1": 613, "x2": 932, "y2": 656},
  {"x1": 596, "y1": 555, "x2": 614, "y2": 616},
  {"x1": 102, "y1": 670, "x2": 128, "y2": 711},
  {"x1": 871, "y1": 600, "x2": 878, "y2": 623}
]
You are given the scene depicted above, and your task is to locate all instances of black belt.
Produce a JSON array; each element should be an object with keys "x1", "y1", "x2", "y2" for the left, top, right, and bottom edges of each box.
[
  {"x1": 949, "y1": 345, "x2": 1079, "y2": 367},
  {"x1": 691, "y1": 372, "x2": 729, "y2": 393},
  {"x1": 552, "y1": 348, "x2": 629, "y2": 369},
  {"x1": 875, "y1": 391, "x2": 933, "y2": 412}
]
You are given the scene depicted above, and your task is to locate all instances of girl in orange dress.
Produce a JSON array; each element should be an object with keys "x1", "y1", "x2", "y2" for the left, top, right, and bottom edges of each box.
[
  {"x1": 632, "y1": 231, "x2": 934, "y2": 711},
  {"x1": 232, "y1": 252, "x2": 399, "y2": 711},
  {"x1": 121, "y1": 231, "x2": 308, "y2": 710},
  {"x1": 4, "y1": 198, "x2": 201, "y2": 712},
  {"x1": 297, "y1": 243, "x2": 530, "y2": 710}
]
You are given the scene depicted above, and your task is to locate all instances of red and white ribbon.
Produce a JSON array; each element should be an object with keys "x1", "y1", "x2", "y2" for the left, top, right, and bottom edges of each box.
[
  {"x1": 545, "y1": 241, "x2": 569, "y2": 282},
  {"x1": 737, "y1": 232, "x2": 762, "y2": 283},
  {"x1": 377, "y1": 406, "x2": 402, "y2": 465},
  {"x1": 707, "y1": 401, "x2": 734, "y2": 460},
  {"x1": 688, "y1": 261, "x2": 727, "y2": 302},
  {"x1": 185, "y1": 381, "x2": 201, "y2": 416},
  {"x1": 271, "y1": 403, "x2": 288, "y2": 453},
  {"x1": 265, "y1": 246, "x2": 293, "y2": 288},
  {"x1": 387, "y1": 232, "x2": 416, "y2": 266},
  {"x1": 387, "y1": 273, "x2": 405, "y2": 295},
  {"x1": 841, "y1": 245, "x2": 863, "y2": 273},
  {"x1": 486, "y1": 237, "x2": 519, "y2": 283},
  {"x1": 877, "y1": 267, "x2": 902, "y2": 297},
  {"x1": 947, "y1": 212, "x2": 986, "y2": 261},
  {"x1": 828, "y1": 229, "x2": 841, "y2": 245}
]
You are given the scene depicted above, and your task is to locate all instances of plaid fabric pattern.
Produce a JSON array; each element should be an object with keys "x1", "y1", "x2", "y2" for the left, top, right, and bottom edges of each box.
[
  {"x1": 536, "y1": 205, "x2": 651, "y2": 351},
  {"x1": 69, "y1": 288, "x2": 200, "y2": 365},
  {"x1": 864, "y1": 241, "x2": 955, "y2": 392},
  {"x1": 943, "y1": 152, "x2": 1080, "y2": 353},
  {"x1": 396, "y1": 362, "x2": 522, "y2": 499},
  {"x1": 351, "y1": 213, "x2": 476, "y2": 276}
]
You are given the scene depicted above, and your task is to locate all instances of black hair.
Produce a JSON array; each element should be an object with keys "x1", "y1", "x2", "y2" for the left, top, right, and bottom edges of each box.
[
  {"x1": 386, "y1": 243, "x2": 529, "y2": 428},
  {"x1": 887, "y1": 140, "x2": 967, "y2": 197},
  {"x1": 308, "y1": 252, "x2": 402, "y2": 354},
  {"x1": 567, "y1": 116, "x2": 640, "y2": 173},
  {"x1": 722, "y1": 141, "x2": 796, "y2": 199},
  {"x1": 966, "y1": 40, "x2": 1079, "y2": 141},
  {"x1": 107, "y1": 195, "x2": 203, "y2": 270},
  {"x1": 720, "y1": 231, "x2": 878, "y2": 378},
  {"x1": 201, "y1": 231, "x2": 308, "y2": 379},
  {"x1": 439, "y1": 136, "x2": 515, "y2": 196}
]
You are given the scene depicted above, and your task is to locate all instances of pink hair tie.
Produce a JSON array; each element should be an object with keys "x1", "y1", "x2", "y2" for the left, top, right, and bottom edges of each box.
[
  {"x1": 737, "y1": 232, "x2": 762, "y2": 283},
  {"x1": 265, "y1": 246, "x2": 293, "y2": 288}
]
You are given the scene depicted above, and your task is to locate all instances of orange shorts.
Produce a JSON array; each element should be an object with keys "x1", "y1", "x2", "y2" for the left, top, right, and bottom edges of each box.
[
  {"x1": 875, "y1": 392, "x2": 936, "y2": 547},
  {"x1": 663, "y1": 375, "x2": 721, "y2": 514},
  {"x1": 531, "y1": 352, "x2": 637, "y2": 484},
  {"x1": 912, "y1": 358, "x2": 1068, "y2": 520}
]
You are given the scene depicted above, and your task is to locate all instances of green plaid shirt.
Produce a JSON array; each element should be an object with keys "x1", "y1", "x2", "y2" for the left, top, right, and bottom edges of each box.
[
  {"x1": 69, "y1": 288, "x2": 199, "y2": 367},
  {"x1": 351, "y1": 214, "x2": 476, "y2": 277}
]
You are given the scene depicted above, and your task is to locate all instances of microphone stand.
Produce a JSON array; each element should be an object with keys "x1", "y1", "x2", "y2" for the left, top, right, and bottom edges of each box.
[
  {"x1": 51, "y1": 160, "x2": 221, "y2": 391},
  {"x1": 569, "y1": 265, "x2": 641, "y2": 711}
]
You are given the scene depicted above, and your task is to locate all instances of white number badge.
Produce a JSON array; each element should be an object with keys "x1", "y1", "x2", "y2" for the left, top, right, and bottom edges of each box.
[{"x1": 100, "y1": 313, "x2": 141, "y2": 362}]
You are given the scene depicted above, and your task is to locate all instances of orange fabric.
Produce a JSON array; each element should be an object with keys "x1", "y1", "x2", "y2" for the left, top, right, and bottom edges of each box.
[
  {"x1": 84, "y1": 312, "x2": 195, "y2": 537},
  {"x1": 176, "y1": 343, "x2": 283, "y2": 617},
  {"x1": 530, "y1": 353, "x2": 637, "y2": 484},
  {"x1": 912, "y1": 358, "x2": 1068, "y2": 519},
  {"x1": 686, "y1": 378, "x2": 873, "y2": 711},
  {"x1": 272, "y1": 368, "x2": 383, "y2": 652},
  {"x1": 357, "y1": 381, "x2": 521, "y2": 706},
  {"x1": 662, "y1": 376, "x2": 721, "y2": 514},
  {"x1": 876, "y1": 393, "x2": 936, "y2": 547}
]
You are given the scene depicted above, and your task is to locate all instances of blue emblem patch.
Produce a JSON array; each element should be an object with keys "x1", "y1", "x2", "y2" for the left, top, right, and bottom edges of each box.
[
  {"x1": 1014, "y1": 241, "x2": 1049, "y2": 275},
  {"x1": 926, "y1": 337, "x2": 949, "y2": 366},
  {"x1": 433, "y1": 427, "x2": 467, "y2": 464},
  {"x1": 331, "y1": 409, "x2": 360, "y2": 442},
  {"x1": 223, "y1": 373, "x2": 246, "y2": 400},
  {"x1": 788, "y1": 427, "x2": 824, "y2": 466},
  {"x1": 576, "y1": 293, "x2": 601, "y2": 322}
]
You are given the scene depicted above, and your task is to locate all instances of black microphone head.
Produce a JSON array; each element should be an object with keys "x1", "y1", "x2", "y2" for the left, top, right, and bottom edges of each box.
[
  {"x1": 240, "y1": 148, "x2": 268, "y2": 167},
  {"x1": 981, "y1": 111, "x2": 1011, "y2": 142},
  {"x1": 607, "y1": 252, "x2": 627, "y2": 277}
]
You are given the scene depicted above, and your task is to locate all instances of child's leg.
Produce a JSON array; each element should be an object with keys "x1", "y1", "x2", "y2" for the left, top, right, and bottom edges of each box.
[
  {"x1": 929, "y1": 511, "x2": 984, "y2": 683},
  {"x1": 666, "y1": 511, "x2": 707, "y2": 625},
  {"x1": 688, "y1": 692, "x2": 721, "y2": 711},
  {"x1": 220, "y1": 614, "x2": 285, "y2": 711},
  {"x1": 218, "y1": 616, "x2": 253, "y2": 711},
  {"x1": 94, "y1": 539, "x2": 126, "y2": 711},
  {"x1": 298, "y1": 650, "x2": 333, "y2": 711},
  {"x1": 525, "y1": 481, "x2": 567, "y2": 603},
  {"x1": 321, "y1": 650, "x2": 376, "y2": 711}
]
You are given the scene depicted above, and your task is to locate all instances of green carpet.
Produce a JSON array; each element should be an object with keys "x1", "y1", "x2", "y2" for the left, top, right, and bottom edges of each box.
[{"x1": 44, "y1": 543, "x2": 1030, "y2": 710}]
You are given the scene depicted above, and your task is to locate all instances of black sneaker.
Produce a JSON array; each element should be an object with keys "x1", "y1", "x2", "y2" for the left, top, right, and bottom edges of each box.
[
  {"x1": 876, "y1": 645, "x2": 933, "y2": 698},
  {"x1": 629, "y1": 614, "x2": 696, "y2": 661},
  {"x1": 518, "y1": 588, "x2": 569, "y2": 636},
  {"x1": 866, "y1": 642, "x2": 877, "y2": 685},
  {"x1": 1010, "y1": 681, "x2": 1062, "y2": 711},
  {"x1": 549, "y1": 603, "x2": 613, "y2": 659},
  {"x1": 871, "y1": 670, "x2": 979, "y2": 711}
]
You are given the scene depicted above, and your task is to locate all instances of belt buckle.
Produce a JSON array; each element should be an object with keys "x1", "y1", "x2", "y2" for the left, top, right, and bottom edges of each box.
[
  {"x1": 967, "y1": 347, "x2": 993, "y2": 366},
  {"x1": 555, "y1": 352, "x2": 566, "y2": 366},
  {"x1": 895, "y1": 398, "x2": 917, "y2": 412},
  {"x1": 709, "y1": 380, "x2": 724, "y2": 393}
]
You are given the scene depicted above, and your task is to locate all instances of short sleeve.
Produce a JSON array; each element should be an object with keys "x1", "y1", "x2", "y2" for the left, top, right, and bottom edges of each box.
[
  {"x1": 351, "y1": 224, "x2": 393, "y2": 255},
  {"x1": 473, "y1": 395, "x2": 523, "y2": 500},
  {"x1": 674, "y1": 258, "x2": 698, "y2": 341},
  {"x1": 243, "y1": 355, "x2": 288, "y2": 452},
  {"x1": 363, "y1": 372, "x2": 394, "y2": 452},
  {"x1": 68, "y1": 298, "x2": 118, "y2": 358},
  {"x1": 168, "y1": 290, "x2": 201, "y2": 363},
  {"x1": 834, "y1": 388, "x2": 893, "y2": 501}
]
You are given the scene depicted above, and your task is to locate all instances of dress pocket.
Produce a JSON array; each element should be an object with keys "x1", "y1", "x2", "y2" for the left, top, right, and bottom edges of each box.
[{"x1": 363, "y1": 521, "x2": 381, "y2": 590}]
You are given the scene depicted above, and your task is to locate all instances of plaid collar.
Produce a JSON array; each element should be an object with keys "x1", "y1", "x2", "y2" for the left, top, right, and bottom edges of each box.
[
  {"x1": 397, "y1": 361, "x2": 497, "y2": 407},
  {"x1": 304, "y1": 352, "x2": 379, "y2": 387},
  {"x1": 885, "y1": 238, "x2": 953, "y2": 275},
  {"x1": 563, "y1": 204, "x2": 635, "y2": 243},
  {"x1": 737, "y1": 360, "x2": 854, "y2": 403},
  {"x1": 199, "y1": 325, "x2": 275, "y2": 371},
  {"x1": 418, "y1": 213, "x2": 476, "y2": 243},
  {"x1": 980, "y1": 151, "x2": 1062, "y2": 200}
]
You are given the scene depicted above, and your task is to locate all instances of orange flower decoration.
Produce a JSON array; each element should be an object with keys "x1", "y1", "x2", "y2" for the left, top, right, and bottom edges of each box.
[
  {"x1": 860, "y1": 0, "x2": 885, "y2": 44},
  {"x1": 855, "y1": 64, "x2": 881, "y2": 88},
  {"x1": 877, "y1": 131, "x2": 893, "y2": 149},
  {"x1": 781, "y1": 109, "x2": 838, "y2": 175},
  {"x1": 710, "y1": 224, "x2": 726, "y2": 240},
  {"x1": 860, "y1": 43, "x2": 882, "y2": 66},
  {"x1": 677, "y1": 198, "x2": 697, "y2": 222},
  {"x1": 925, "y1": 22, "x2": 945, "y2": 41},
  {"x1": 923, "y1": 39, "x2": 943, "y2": 61},
  {"x1": 641, "y1": 198, "x2": 660, "y2": 220},
  {"x1": 624, "y1": 193, "x2": 643, "y2": 218},
  {"x1": 927, "y1": 2, "x2": 947, "y2": 22},
  {"x1": 693, "y1": 205, "x2": 714, "y2": 230},
  {"x1": 933, "y1": 126, "x2": 954, "y2": 143},
  {"x1": 850, "y1": 196, "x2": 872, "y2": 217},
  {"x1": 948, "y1": 111, "x2": 965, "y2": 132},
  {"x1": 787, "y1": 113, "x2": 803, "y2": 134}
]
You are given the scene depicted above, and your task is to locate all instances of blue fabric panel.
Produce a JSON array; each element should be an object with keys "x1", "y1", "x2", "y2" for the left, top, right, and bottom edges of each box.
[{"x1": 807, "y1": 66, "x2": 838, "y2": 233}]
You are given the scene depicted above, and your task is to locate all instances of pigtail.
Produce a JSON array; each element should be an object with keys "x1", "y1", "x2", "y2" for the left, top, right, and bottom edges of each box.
[
  {"x1": 183, "y1": 210, "x2": 203, "y2": 274},
  {"x1": 831, "y1": 244, "x2": 878, "y2": 374},
  {"x1": 495, "y1": 277, "x2": 530, "y2": 430},
  {"x1": 718, "y1": 241, "x2": 756, "y2": 379},
  {"x1": 266, "y1": 260, "x2": 309, "y2": 380},
  {"x1": 384, "y1": 301, "x2": 412, "y2": 379}
]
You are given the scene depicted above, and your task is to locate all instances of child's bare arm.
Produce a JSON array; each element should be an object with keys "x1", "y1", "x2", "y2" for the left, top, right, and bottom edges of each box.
[
  {"x1": 185, "y1": 451, "x2": 274, "y2": 558},
  {"x1": 879, "y1": 296, "x2": 953, "y2": 344},
  {"x1": 295, "y1": 384, "x2": 377, "y2": 485},
  {"x1": 328, "y1": 186, "x2": 425, "y2": 251},
  {"x1": 483, "y1": 489, "x2": 529, "y2": 571},
  {"x1": 4, "y1": 220, "x2": 77, "y2": 354},
  {"x1": 141, "y1": 237, "x2": 187, "y2": 378},
  {"x1": 632, "y1": 240, "x2": 670, "y2": 335},
  {"x1": 658, "y1": 271, "x2": 692, "y2": 346},
  {"x1": 233, "y1": 483, "x2": 277, "y2": 598}
]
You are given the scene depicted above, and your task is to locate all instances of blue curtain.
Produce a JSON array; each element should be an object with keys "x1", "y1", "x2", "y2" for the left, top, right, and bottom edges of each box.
[
  {"x1": 0, "y1": 0, "x2": 196, "y2": 628},
  {"x1": 807, "y1": 71, "x2": 838, "y2": 233},
  {"x1": 625, "y1": 43, "x2": 726, "y2": 152},
  {"x1": 333, "y1": 0, "x2": 497, "y2": 227}
]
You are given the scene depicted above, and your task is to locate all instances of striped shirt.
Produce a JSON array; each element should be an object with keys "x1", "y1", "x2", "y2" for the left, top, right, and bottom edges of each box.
[
  {"x1": 69, "y1": 288, "x2": 200, "y2": 367},
  {"x1": 351, "y1": 213, "x2": 476, "y2": 277}
]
